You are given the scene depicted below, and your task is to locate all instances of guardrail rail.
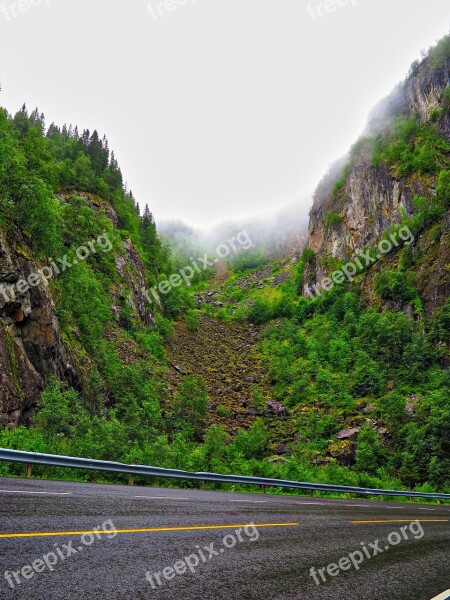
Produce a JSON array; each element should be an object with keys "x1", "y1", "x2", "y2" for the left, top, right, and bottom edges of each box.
[{"x1": 1, "y1": 448, "x2": 449, "y2": 500}]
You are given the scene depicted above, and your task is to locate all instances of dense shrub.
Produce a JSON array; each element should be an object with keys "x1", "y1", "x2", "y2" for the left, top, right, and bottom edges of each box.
[
  {"x1": 325, "y1": 211, "x2": 343, "y2": 227},
  {"x1": 374, "y1": 270, "x2": 418, "y2": 302}
]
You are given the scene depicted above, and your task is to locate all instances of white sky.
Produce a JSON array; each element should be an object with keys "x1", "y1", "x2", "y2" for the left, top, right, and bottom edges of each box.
[{"x1": 0, "y1": 0, "x2": 449, "y2": 228}]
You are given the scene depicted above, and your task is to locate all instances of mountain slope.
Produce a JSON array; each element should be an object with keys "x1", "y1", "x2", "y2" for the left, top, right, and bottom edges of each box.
[
  {"x1": 306, "y1": 39, "x2": 450, "y2": 315},
  {"x1": 0, "y1": 36, "x2": 449, "y2": 494},
  {"x1": 179, "y1": 37, "x2": 450, "y2": 490}
]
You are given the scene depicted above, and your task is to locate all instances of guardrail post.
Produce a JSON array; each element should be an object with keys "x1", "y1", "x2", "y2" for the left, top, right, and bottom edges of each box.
[
  {"x1": 261, "y1": 485, "x2": 267, "y2": 494},
  {"x1": 25, "y1": 464, "x2": 32, "y2": 478},
  {"x1": 127, "y1": 464, "x2": 136, "y2": 486}
]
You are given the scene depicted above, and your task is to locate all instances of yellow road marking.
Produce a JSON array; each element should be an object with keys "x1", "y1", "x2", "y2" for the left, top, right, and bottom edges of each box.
[
  {"x1": 0, "y1": 522, "x2": 299, "y2": 539},
  {"x1": 351, "y1": 519, "x2": 448, "y2": 524}
]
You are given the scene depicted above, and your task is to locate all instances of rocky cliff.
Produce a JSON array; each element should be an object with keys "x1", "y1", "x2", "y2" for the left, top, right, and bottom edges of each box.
[
  {"x1": 305, "y1": 47, "x2": 450, "y2": 316},
  {"x1": 0, "y1": 223, "x2": 73, "y2": 426},
  {"x1": 0, "y1": 191, "x2": 155, "y2": 427}
]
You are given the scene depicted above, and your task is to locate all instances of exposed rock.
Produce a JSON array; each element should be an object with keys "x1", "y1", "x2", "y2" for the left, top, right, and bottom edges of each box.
[
  {"x1": 336, "y1": 427, "x2": 359, "y2": 440},
  {"x1": 328, "y1": 439, "x2": 356, "y2": 467},
  {"x1": 246, "y1": 408, "x2": 263, "y2": 417},
  {"x1": 405, "y1": 394, "x2": 419, "y2": 414},
  {"x1": 267, "y1": 456, "x2": 289, "y2": 463},
  {"x1": 411, "y1": 212, "x2": 450, "y2": 316},
  {"x1": 165, "y1": 313, "x2": 295, "y2": 442},
  {"x1": 0, "y1": 192, "x2": 157, "y2": 426},
  {"x1": 265, "y1": 400, "x2": 287, "y2": 416},
  {"x1": 0, "y1": 226, "x2": 78, "y2": 427},
  {"x1": 275, "y1": 442, "x2": 288, "y2": 455},
  {"x1": 120, "y1": 238, "x2": 156, "y2": 325},
  {"x1": 304, "y1": 53, "x2": 450, "y2": 316}
]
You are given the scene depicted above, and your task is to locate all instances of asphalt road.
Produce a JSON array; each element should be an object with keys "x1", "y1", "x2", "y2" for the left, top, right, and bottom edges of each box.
[{"x1": 0, "y1": 477, "x2": 448, "y2": 600}]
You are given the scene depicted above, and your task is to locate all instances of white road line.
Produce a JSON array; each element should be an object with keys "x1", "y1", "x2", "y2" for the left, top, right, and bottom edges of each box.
[
  {"x1": 429, "y1": 590, "x2": 450, "y2": 600},
  {"x1": 346, "y1": 504, "x2": 368, "y2": 507},
  {"x1": 229, "y1": 499, "x2": 268, "y2": 503},
  {"x1": 418, "y1": 508, "x2": 436, "y2": 511},
  {"x1": 0, "y1": 490, "x2": 71, "y2": 496},
  {"x1": 135, "y1": 496, "x2": 190, "y2": 500},
  {"x1": 296, "y1": 502, "x2": 325, "y2": 506}
]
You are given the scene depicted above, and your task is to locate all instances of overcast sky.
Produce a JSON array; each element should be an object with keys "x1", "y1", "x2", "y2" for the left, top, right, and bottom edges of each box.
[{"x1": 0, "y1": 0, "x2": 448, "y2": 228}]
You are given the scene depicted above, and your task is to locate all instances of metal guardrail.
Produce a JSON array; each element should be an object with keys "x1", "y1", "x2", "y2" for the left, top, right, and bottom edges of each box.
[{"x1": 1, "y1": 448, "x2": 449, "y2": 500}]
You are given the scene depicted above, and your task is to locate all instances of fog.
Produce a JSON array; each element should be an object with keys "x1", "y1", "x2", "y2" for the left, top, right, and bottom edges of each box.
[
  {"x1": 159, "y1": 199, "x2": 309, "y2": 262},
  {"x1": 0, "y1": 0, "x2": 448, "y2": 230}
]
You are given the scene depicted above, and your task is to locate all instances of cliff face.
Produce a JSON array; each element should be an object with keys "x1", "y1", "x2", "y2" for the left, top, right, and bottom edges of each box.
[
  {"x1": 0, "y1": 192, "x2": 155, "y2": 427},
  {"x1": 305, "y1": 51, "x2": 450, "y2": 315},
  {"x1": 308, "y1": 164, "x2": 428, "y2": 258},
  {"x1": 0, "y1": 224, "x2": 71, "y2": 426},
  {"x1": 404, "y1": 54, "x2": 450, "y2": 138}
]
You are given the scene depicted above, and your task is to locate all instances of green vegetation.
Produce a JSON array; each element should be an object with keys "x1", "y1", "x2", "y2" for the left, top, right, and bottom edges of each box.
[
  {"x1": 429, "y1": 35, "x2": 450, "y2": 69},
  {"x1": 185, "y1": 309, "x2": 201, "y2": 331},
  {"x1": 0, "y1": 103, "x2": 193, "y2": 462},
  {"x1": 216, "y1": 405, "x2": 231, "y2": 418},
  {"x1": 228, "y1": 248, "x2": 269, "y2": 273},
  {"x1": 374, "y1": 270, "x2": 418, "y2": 302},
  {"x1": 248, "y1": 296, "x2": 275, "y2": 325},
  {"x1": 196, "y1": 260, "x2": 448, "y2": 492},
  {"x1": 443, "y1": 85, "x2": 450, "y2": 106},
  {"x1": 1, "y1": 41, "x2": 450, "y2": 499},
  {"x1": 171, "y1": 375, "x2": 209, "y2": 441},
  {"x1": 171, "y1": 57, "x2": 450, "y2": 494},
  {"x1": 332, "y1": 163, "x2": 350, "y2": 196},
  {"x1": 325, "y1": 211, "x2": 343, "y2": 227},
  {"x1": 295, "y1": 248, "x2": 315, "y2": 294},
  {"x1": 372, "y1": 115, "x2": 450, "y2": 177}
]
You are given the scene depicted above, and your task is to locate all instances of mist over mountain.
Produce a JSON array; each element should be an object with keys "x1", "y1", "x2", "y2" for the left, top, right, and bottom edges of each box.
[
  {"x1": 0, "y1": 33, "x2": 449, "y2": 499},
  {"x1": 158, "y1": 200, "x2": 309, "y2": 267}
]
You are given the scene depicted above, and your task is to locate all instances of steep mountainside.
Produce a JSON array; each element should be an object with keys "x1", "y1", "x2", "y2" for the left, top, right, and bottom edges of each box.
[
  {"x1": 165, "y1": 308, "x2": 296, "y2": 454},
  {"x1": 306, "y1": 42, "x2": 450, "y2": 315},
  {"x1": 0, "y1": 35, "x2": 449, "y2": 494},
  {"x1": 164, "y1": 38, "x2": 449, "y2": 491},
  {"x1": 0, "y1": 109, "x2": 181, "y2": 445},
  {"x1": 0, "y1": 191, "x2": 157, "y2": 427},
  {"x1": 0, "y1": 222, "x2": 76, "y2": 423}
]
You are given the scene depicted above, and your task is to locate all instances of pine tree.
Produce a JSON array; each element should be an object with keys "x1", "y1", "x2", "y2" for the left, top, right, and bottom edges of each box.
[
  {"x1": 87, "y1": 130, "x2": 109, "y2": 176},
  {"x1": 140, "y1": 204, "x2": 163, "y2": 275}
]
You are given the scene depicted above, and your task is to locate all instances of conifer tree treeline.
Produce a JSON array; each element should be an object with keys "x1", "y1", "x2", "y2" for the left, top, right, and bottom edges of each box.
[{"x1": 0, "y1": 103, "x2": 169, "y2": 280}]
